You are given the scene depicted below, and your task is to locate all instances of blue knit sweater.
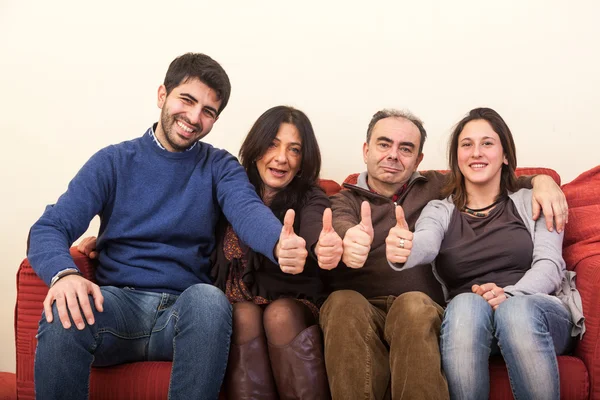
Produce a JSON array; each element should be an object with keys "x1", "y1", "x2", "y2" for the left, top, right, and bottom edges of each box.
[{"x1": 28, "y1": 127, "x2": 282, "y2": 294}]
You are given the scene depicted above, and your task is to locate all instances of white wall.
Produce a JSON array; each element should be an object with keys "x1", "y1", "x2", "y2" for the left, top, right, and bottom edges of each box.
[{"x1": 1, "y1": 0, "x2": 598, "y2": 372}]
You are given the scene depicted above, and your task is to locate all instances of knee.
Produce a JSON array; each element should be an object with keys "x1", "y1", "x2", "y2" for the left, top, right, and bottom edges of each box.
[
  {"x1": 321, "y1": 290, "x2": 368, "y2": 317},
  {"x1": 37, "y1": 301, "x2": 95, "y2": 353},
  {"x1": 493, "y1": 296, "x2": 540, "y2": 340},
  {"x1": 320, "y1": 290, "x2": 371, "y2": 330},
  {"x1": 388, "y1": 291, "x2": 442, "y2": 328},
  {"x1": 441, "y1": 294, "x2": 493, "y2": 349},
  {"x1": 179, "y1": 284, "x2": 232, "y2": 326},
  {"x1": 445, "y1": 293, "x2": 491, "y2": 323},
  {"x1": 494, "y1": 296, "x2": 532, "y2": 325},
  {"x1": 183, "y1": 284, "x2": 230, "y2": 308},
  {"x1": 263, "y1": 298, "x2": 304, "y2": 328}
]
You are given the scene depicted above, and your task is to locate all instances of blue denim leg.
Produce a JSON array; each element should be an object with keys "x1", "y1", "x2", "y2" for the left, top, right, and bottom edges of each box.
[
  {"x1": 440, "y1": 293, "x2": 495, "y2": 400},
  {"x1": 35, "y1": 284, "x2": 232, "y2": 400},
  {"x1": 148, "y1": 284, "x2": 232, "y2": 399},
  {"x1": 35, "y1": 286, "x2": 164, "y2": 399},
  {"x1": 494, "y1": 294, "x2": 573, "y2": 400}
]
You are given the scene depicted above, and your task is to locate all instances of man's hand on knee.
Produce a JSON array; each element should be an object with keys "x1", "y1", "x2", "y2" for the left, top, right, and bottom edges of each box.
[{"x1": 43, "y1": 275, "x2": 104, "y2": 330}]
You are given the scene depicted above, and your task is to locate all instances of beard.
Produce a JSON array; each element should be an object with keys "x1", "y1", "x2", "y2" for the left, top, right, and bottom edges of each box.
[{"x1": 159, "y1": 107, "x2": 203, "y2": 152}]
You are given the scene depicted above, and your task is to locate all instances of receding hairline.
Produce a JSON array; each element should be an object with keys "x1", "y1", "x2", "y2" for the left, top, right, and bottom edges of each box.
[{"x1": 368, "y1": 116, "x2": 422, "y2": 142}]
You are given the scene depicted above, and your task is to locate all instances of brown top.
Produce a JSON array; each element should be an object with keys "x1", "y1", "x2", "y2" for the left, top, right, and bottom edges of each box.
[
  {"x1": 325, "y1": 171, "x2": 448, "y2": 304},
  {"x1": 436, "y1": 197, "x2": 533, "y2": 299}
]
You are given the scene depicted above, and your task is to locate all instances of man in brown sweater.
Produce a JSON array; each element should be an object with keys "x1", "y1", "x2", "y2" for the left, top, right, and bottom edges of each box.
[{"x1": 319, "y1": 109, "x2": 568, "y2": 400}]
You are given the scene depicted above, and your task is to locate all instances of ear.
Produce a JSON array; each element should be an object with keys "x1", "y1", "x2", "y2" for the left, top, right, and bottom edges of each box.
[
  {"x1": 503, "y1": 154, "x2": 508, "y2": 165},
  {"x1": 157, "y1": 85, "x2": 167, "y2": 109},
  {"x1": 414, "y1": 152, "x2": 425, "y2": 170},
  {"x1": 363, "y1": 142, "x2": 369, "y2": 164}
]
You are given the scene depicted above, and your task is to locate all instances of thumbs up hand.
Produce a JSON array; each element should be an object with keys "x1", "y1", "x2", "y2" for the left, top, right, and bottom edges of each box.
[
  {"x1": 275, "y1": 209, "x2": 308, "y2": 275},
  {"x1": 385, "y1": 205, "x2": 413, "y2": 264},
  {"x1": 342, "y1": 201, "x2": 375, "y2": 269},
  {"x1": 315, "y1": 208, "x2": 343, "y2": 270}
]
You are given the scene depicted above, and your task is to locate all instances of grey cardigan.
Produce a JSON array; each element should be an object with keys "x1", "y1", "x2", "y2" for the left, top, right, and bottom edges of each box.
[{"x1": 390, "y1": 189, "x2": 585, "y2": 338}]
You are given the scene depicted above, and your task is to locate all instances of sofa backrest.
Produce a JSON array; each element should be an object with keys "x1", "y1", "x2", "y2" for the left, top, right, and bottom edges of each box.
[{"x1": 341, "y1": 167, "x2": 561, "y2": 187}]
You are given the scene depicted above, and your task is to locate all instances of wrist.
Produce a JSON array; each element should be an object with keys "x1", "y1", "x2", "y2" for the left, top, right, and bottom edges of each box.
[{"x1": 50, "y1": 268, "x2": 81, "y2": 287}]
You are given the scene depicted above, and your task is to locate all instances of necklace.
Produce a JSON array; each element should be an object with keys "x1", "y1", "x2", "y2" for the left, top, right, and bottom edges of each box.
[{"x1": 461, "y1": 197, "x2": 504, "y2": 217}]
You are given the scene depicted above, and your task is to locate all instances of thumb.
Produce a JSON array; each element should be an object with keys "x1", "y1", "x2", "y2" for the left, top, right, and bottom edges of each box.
[
  {"x1": 282, "y1": 209, "x2": 295, "y2": 237},
  {"x1": 360, "y1": 201, "x2": 373, "y2": 234},
  {"x1": 395, "y1": 205, "x2": 408, "y2": 230},
  {"x1": 322, "y1": 208, "x2": 333, "y2": 233}
]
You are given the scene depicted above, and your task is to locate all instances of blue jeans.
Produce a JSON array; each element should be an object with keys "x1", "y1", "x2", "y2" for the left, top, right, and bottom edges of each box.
[
  {"x1": 35, "y1": 284, "x2": 232, "y2": 400},
  {"x1": 440, "y1": 293, "x2": 573, "y2": 400}
]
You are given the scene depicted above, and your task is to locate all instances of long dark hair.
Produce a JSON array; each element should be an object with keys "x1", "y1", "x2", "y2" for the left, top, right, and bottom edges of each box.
[
  {"x1": 239, "y1": 106, "x2": 322, "y2": 222},
  {"x1": 442, "y1": 107, "x2": 518, "y2": 209}
]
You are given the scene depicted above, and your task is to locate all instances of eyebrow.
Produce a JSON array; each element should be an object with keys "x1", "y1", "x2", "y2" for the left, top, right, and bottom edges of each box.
[
  {"x1": 460, "y1": 136, "x2": 497, "y2": 141},
  {"x1": 376, "y1": 136, "x2": 415, "y2": 148},
  {"x1": 181, "y1": 93, "x2": 197, "y2": 103},
  {"x1": 273, "y1": 137, "x2": 302, "y2": 147},
  {"x1": 181, "y1": 93, "x2": 218, "y2": 115}
]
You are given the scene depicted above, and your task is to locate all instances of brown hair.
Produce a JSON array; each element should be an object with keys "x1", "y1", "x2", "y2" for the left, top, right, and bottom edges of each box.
[
  {"x1": 442, "y1": 107, "x2": 518, "y2": 209},
  {"x1": 163, "y1": 53, "x2": 231, "y2": 115}
]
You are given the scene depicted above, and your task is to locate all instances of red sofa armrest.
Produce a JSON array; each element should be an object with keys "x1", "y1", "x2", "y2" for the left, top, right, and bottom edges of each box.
[
  {"x1": 572, "y1": 254, "x2": 600, "y2": 399},
  {"x1": 15, "y1": 247, "x2": 96, "y2": 399}
]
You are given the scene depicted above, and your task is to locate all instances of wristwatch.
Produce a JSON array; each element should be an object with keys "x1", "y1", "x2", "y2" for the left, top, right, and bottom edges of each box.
[{"x1": 50, "y1": 268, "x2": 81, "y2": 287}]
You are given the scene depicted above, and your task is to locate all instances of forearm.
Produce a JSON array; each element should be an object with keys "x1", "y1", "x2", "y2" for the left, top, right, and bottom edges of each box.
[{"x1": 504, "y1": 217, "x2": 565, "y2": 296}]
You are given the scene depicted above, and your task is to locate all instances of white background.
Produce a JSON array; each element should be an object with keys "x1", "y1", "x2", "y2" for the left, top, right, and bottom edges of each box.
[{"x1": 1, "y1": 0, "x2": 598, "y2": 372}]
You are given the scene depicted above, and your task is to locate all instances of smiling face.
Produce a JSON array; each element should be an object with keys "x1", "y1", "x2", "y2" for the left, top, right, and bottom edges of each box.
[
  {"x1": 363, "y1": 117, "x2": 424, "y2": 197},
  {"x1": 155, "y1": 78, "x2": 222, "y2": 152},
  {"x1": 256, "y1": 122, "x2": 303, "y2": 201},
  {"x1": 457, "y1": 119, "x2": 508, "y2": 190}
]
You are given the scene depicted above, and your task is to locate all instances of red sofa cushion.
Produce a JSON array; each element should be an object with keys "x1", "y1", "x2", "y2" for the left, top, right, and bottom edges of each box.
[
  {"x1": 318, "y1": 178, "x2": 342, "y2": 196},
  {"x1": 489, "y1": 356, "x2": 588, "y2": 399}
]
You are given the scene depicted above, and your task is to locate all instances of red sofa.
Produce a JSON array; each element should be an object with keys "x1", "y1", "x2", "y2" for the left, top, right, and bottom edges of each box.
[{"x1": 14, "y1": 167, "x2": 600, "y2": 399}]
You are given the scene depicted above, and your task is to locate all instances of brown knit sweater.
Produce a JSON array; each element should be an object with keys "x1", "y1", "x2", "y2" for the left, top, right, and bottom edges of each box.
[{"x1": 324, "y1": 171, "x2": 447, "y2": 304}]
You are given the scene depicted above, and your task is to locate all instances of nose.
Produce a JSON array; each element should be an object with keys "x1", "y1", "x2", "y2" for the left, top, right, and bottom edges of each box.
[
  {"x1": 472, "y1": 144, "x2": 481, "y2": 158},
  {"x1": 387, "y1": 147, "x2": 399, "y2": 160},
  {"x1": 186, "y1": 105, "x2": 204, "y2": 126},
  {"x1": 274, "y1": 147, "x2": 287, "y2": 164}
]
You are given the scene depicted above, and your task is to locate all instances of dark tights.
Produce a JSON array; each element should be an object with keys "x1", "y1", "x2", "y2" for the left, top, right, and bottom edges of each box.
[{"x1": 231, "y1": 298, "x2": 316, "y2": 346}]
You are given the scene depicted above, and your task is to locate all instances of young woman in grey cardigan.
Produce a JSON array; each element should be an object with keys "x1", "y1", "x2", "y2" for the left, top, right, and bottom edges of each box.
[{"x1": 387, "y1": 108, "x2": 584, "y2": 400}]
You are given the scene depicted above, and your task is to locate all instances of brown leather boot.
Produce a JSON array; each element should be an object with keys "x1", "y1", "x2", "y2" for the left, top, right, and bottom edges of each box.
[
  {"x1": 268, "y1": 325, "x2": 331, "y2": 400},
  {"x1": 224, "y1": 335, "x2": 278, "y2": 400}
]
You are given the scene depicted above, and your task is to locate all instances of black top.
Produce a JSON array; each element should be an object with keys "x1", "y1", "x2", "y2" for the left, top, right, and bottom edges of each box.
[{"x1": 435, "y1": 197, "x2": 533, "y2": 299}]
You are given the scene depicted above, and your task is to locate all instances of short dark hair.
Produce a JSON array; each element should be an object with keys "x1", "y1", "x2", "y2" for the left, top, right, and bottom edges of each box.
[
  {"x1": 239, "y1": 106, "x2": 322, "y2": 221},
  {"x1": 163, "y1": 53, "x2": 231, "y2": 115},
  {"x1": 366, "y1": 109, "x2": 427, "y2": 155},
  {"x1": 442, "y1": 107, "x2": 519, "y2": 209}
]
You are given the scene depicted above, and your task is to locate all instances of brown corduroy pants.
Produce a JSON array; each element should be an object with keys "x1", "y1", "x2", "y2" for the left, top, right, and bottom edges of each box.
[{"x1": 320, "y1": 290, "x2": 449, "y2": 400}]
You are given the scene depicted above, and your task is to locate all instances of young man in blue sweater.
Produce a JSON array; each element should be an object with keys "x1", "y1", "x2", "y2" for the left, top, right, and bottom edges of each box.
[{"x1": 27, "y1": 53, "x2": 307, "y2": 400}]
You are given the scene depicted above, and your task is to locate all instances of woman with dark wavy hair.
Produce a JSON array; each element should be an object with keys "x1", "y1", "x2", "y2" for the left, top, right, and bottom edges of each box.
[
  {"x1": 211, "y1": 105, "x2": 337, "y2": 399},
  {"x1": 388, "y1": 107, "x2": 584, "y2": 399}
]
